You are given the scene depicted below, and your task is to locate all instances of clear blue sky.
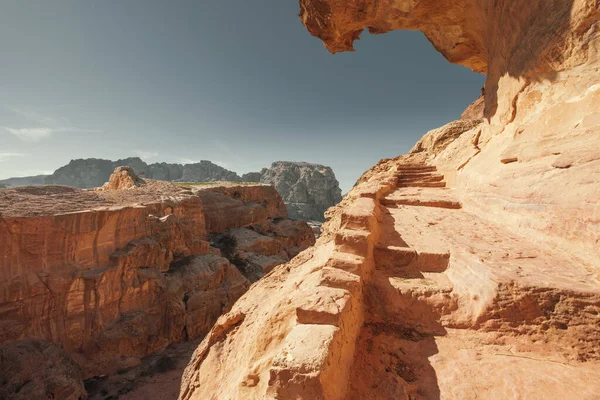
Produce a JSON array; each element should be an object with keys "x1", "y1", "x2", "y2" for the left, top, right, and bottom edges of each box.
[{"x1": 0, "y1": 0, "x2": 485, "y2": 192}]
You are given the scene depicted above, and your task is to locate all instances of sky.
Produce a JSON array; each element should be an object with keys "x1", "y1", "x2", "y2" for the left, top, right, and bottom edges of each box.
[{"x1": 0, "y1": 1, "x2": 485, "y2": 192}]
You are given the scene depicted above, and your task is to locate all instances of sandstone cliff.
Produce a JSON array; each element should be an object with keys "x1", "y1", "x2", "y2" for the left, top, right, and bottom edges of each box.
[
  {"x1": 179, "y1": 1, "x2": 600, "y2": 399},
  {"x1": 260, "y1": 161, "x2": 343, "y2": 222},
  {"x1": 0, "y1": 169, "x2": 314, "y2": 385}
]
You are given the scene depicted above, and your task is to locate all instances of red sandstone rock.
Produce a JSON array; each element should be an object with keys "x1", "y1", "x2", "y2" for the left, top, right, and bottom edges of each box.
[
  {"x1": 0, "y1": 173, "x2": 314, "y2": 387},
  {"x1": 99, "y1": 166, "x2": 146, "y2": 190}
]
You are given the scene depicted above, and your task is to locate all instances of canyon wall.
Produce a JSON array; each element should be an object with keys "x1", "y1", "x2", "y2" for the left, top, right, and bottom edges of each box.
[
  {"x1": 0, "y1": 172, "x2": 314, "y2": 384},
  {"x1": 180, "y1": 1, "x2": 600, "y2": 399}
]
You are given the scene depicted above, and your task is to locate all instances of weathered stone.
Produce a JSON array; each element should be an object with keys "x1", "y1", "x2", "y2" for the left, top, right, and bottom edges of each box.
[{"x1": 100, "y1": 166, "x2": 146, "y2": 190}]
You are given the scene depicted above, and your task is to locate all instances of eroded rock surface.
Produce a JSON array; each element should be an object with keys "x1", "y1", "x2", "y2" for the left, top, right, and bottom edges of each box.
[
  {"x1": 99, "y1": 166, "x2": 146, "y2": 190},
  {"x1": 0, "y1": 172, "x2": 314, "y2": 397},
  {"x1": 179, "y1": 1, "x2": 600, "y2": 399}
]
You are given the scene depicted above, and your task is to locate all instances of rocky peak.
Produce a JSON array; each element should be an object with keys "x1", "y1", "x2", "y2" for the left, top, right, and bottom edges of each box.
[
  {"x1": 45, "y1": 158, "x2": 116, "y2": 188},
  {"x1": 100, "y1": 166, "x2": 146, "y2": 190},
  {"x1": 259, "y1": 161, "x2": 342, "y2": 222},
  {"x1": 180, "y1": 160, "x2": 240, "y2": 182}
]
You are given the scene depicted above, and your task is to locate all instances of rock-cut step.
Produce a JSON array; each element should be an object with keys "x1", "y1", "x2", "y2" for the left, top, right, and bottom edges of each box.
[
  {"x1": 397, "y1": 180, "x2": 446, "y2": 188},
  {"x1": 397, "y1": 174, "x2": 446, "y2": 188},
  {"x1": 374, "y1": 245, "x2": 450, "y2": 273},
  {"x1": 381, "y1": 197, "x2": 461, "y2": 209},
  {"x1": 381, "y1": 187, "x2": 462, "y2": 209},
  {"x1": 396, "y1": 173, "x2": 444, "y2": 182},
  {"x1": 396, "y1": 164, "x2": 437, "y2": 173}
]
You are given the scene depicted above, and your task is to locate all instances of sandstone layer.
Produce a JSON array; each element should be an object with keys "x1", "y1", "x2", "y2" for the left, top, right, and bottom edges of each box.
[
  {"x1": 0, "y1": 170, "x2": 314, "y2": 384},
  {"x1": 179, "y1": 1, "x2": 600, "y2": 399}
]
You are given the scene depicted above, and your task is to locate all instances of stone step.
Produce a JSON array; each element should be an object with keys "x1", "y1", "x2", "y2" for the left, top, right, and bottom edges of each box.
[
  {"x1": 397, "y1": 181, "x2": 446, "y2": 188},
  {"x1": 318, "y1": 267, "x2": 362, "y2": 296},
  {"x1": 340, "y1": 197, "x2": 378, "y2": 232},
  {"x1": 397, "y1": 174, "x2": 444, "y2": 182},
  {"x1": 397, "y1": 166, "x2": 437, "y2": 172},
  {"x1": 397, "y1": 163, "x2": 436, "y2": 168},
  {"x1": 380, "y1": 197, "x2": 462, "y2": 209},
  {"x1": 397, "y1": 169, "x2": 437, "y2": 174},
  {"x1": 326, "y1": 251, "x2": 366, "y2": 276},
  {"x1": 397, "y1": 178, "x2": 445, "y2": 186},
  {"x1": 368, "y1": 275, "x2": 455, "y2": 335},
  {"x1": 391, "y1": 276, "x2": 453, "y2": 294},
  {"x1": 374, "y1": 246, "x2": 416, "y2": 270},
  {"x1": 296, "y1": 286, "x2": 352, "y2": 326},
  {"x1": 374, "y1": 245, "x2": 450, "y2": 273},
  {"x1": 334, "y1": 229, "x2": 371, "y2": 256},
  {"x1": 269, "y1": 324, "x2": 345, "y2": 398}
]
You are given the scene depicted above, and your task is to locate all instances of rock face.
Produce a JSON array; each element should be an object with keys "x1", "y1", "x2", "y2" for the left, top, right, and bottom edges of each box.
[
  {"x1": 179, "y1": 1, "x2": 600, "y2": 399},
  {"x1": 240, "y1": 171, "x2": 262, "y2": 182},
  {"x1": 180, "y1": 160, "x2": 240, "y2": 183},
  {"x1": 0, "y1": 172, "x2": 314, "y2": 396},
  {"x1": 0, "y1": 339, "x2": 86, "y2": 400},
  {"x1": 260, "y1": 161, "x2": 343, "y2": 222},
  {"x1": 44, "y1": 157, "x2": 141, "y2": 188}
]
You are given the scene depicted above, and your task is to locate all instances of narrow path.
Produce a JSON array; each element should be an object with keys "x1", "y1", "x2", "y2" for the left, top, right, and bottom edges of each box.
[{"x1": 346, "y1": 163, "x2": 600, "y2": 399}]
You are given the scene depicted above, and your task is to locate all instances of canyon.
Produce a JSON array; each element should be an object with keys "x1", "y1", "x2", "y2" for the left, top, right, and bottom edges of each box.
[
  {"x1": 178, "y1": 0, "x2": 600, "y2": 399},
  {"x1": 0, "y1": 168, "x2": 314, "y2": 399},
  {"x1": 1, "y1": 159, "x2": 342, "y2": 222}
]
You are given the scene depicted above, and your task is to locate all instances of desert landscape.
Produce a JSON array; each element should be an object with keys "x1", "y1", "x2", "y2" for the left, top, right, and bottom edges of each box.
[{"x1": 0, "y1": 0, "x2": 599, "y2": 399}]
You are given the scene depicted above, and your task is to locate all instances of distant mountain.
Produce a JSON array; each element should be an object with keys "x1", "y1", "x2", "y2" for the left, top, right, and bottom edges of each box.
[
  {"x1": 0, "y1": 174, "x2": 49, "y2": 189},
  {"x1": 260, "y1": 162, "x2": 342, "y2": 221},
  {"x1": 1, "y1": 157, "x2": 342, "y2": 221}
]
